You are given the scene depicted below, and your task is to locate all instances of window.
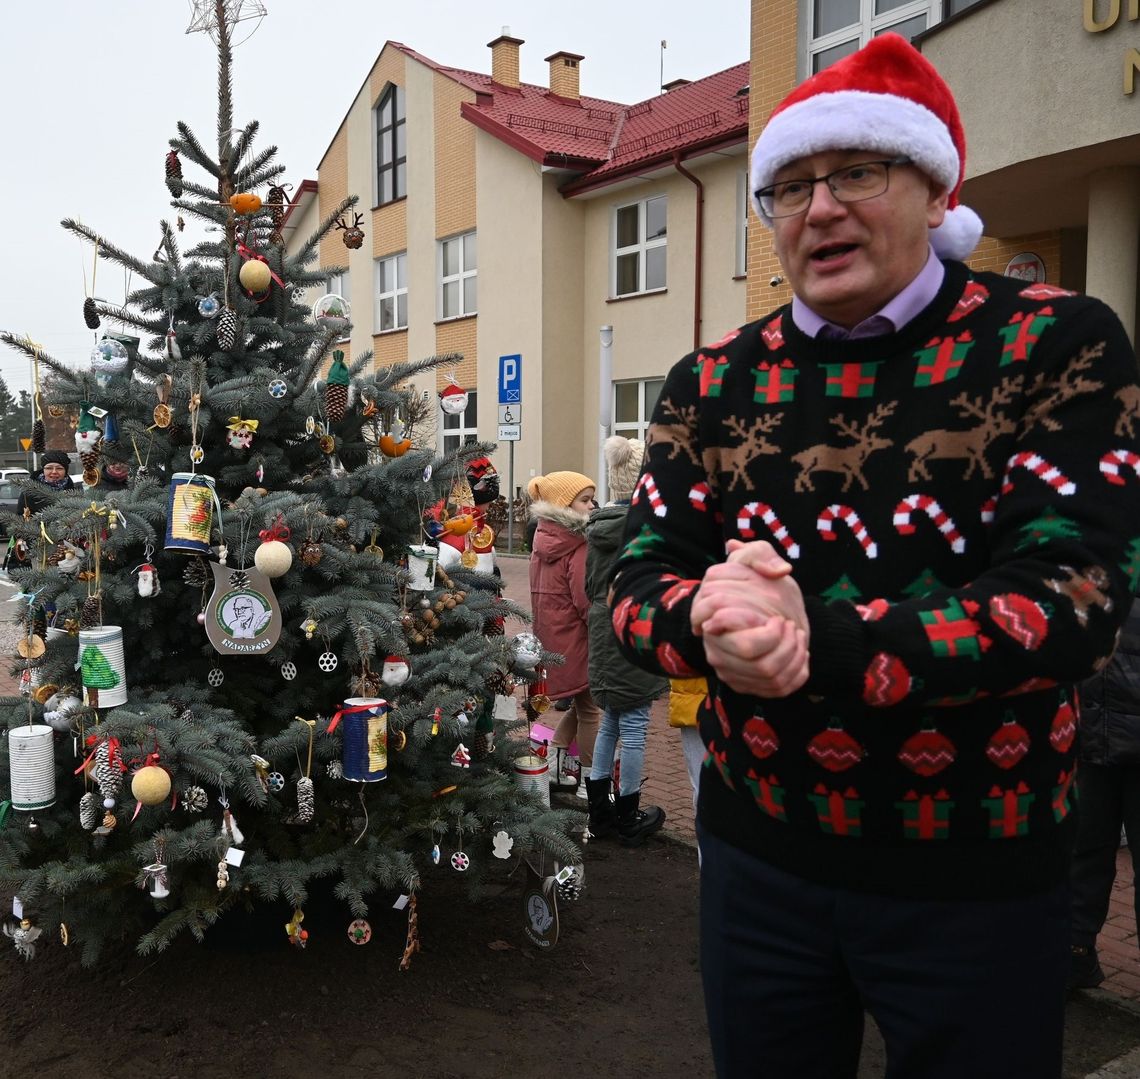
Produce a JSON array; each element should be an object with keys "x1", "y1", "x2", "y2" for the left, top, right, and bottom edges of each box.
[
  {"x1": 375, "y1": 84, "x2": 406, "y2": 206},
  {"x1": 442, "y1": 390, "x2": 478, "y2": 454},
  {"x1": 613, "y1": 195, "x2": 667, "y2": 297},
  {"x1": 736, "y1": 172, "x2": 749, "y2": 279},
  {"x1": 375, "y1": 253, "x2": 407, "y2": 333},
  {"x1": 809, "y1": 1, "x2": 935, "y2": 73},
  {"x1": 613, "y1": 378, "x2": 665, "y2": 441},
  {"x1": 438, "y1": 232, "x2": 477, "y2": 320},
  {"x1": 945, "y1": 0, "x2": 982, "y2": 14}
]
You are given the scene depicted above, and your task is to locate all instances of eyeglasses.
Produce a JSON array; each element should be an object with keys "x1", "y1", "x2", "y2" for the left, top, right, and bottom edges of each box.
[{"x1": 755, "y1": 157, "x2": 912, "y2": 219}]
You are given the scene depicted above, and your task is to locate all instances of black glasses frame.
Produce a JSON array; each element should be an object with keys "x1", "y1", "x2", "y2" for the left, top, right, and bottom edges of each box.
[{"x1": 755, "y1": 156, "x2": 913, "y2": 218}]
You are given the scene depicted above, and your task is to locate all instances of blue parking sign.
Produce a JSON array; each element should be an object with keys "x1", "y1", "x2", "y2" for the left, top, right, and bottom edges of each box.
[{"x1": 498, "y1": 354, "x2": 521, "y2": 404}]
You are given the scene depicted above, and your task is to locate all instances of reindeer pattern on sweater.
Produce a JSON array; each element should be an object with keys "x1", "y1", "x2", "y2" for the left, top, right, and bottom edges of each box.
[{"x1": 610, "y1": 260, "x2": 1140, "y2": 898}]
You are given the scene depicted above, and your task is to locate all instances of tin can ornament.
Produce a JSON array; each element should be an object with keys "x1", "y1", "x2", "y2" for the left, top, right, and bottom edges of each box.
[
  {"x1": 78, "y1": 626, "x2": 128, "y2": 709},
  {"x1": 327, "y1": 698, "x2": 388, "y2": 782},
  {"x1": 8, "y1": 725, "x2": 56, "y2": 811},
  {"x1": 165, "y1": 473, "x2": 222, "y2": 555}
]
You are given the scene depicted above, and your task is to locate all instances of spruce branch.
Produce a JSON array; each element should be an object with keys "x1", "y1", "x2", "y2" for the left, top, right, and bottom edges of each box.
[
  {"x1": 287, "y1": 194, "x2": 360, "y2": 268},
  {"x1": 61, "y1": 218, "x2": 158, "y2": 283},
  {"x1": 172, "y1": 122, "x2": 220, "y2": 179}
]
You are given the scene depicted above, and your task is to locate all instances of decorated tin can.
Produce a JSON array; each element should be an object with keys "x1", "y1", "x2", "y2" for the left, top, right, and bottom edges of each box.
[
  {"x1": 7, "y1": 725, "x2": 56, "y2": 811},
  {"x1": 165, "y1": 472, "x2": 218, "y2": 554},
  {"x1": 78, "y1": 625, "x2": 128, "y2": 708},
  {"x1": 329, "y1": 698, "x2": 388, "y2": 782},
  {"x1": 512, "y1": 754, "x2": 550, "y2": 808}
]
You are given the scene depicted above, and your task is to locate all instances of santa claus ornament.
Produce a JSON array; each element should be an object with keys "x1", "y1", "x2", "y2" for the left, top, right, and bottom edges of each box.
[
  {"x1": 439, "y1": 379, "x2": 469, "y2": 416},
  {"x1": 382, "y1": 655, "x2": 410, "y2": 688}
]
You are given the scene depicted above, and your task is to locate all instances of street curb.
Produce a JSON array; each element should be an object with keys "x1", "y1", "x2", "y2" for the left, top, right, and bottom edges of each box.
[{"x1": 1077, "y1": 987, "x2": 1140, "y2": 1020}]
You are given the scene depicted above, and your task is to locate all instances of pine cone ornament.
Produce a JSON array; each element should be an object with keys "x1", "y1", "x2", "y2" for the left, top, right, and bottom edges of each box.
[
  {"x1": 79, "y1": 792, "x2": 99, "y2": 831},
  {"x1": 93, "y1": 740, "x2": 122, "y2": 803},
  {"x1": 83, "y1": 296, "x2": 100, "y2": 330},
  {"x1": 296, "y1": 777, "x2": 315, "y2": 823},
  {"x1": 326, "y1": 761, "x2": 344, "y2": 780},
  {"x1": 80, "y1": 595, "x2": 101, "y2": 630},
  {"x1": 165, "y1": 150, "x2": 183, "y2": 199},
  {"x1": 183, "y1": 785, "x2": 208, "y2": 813},
  {"x1": 79, "y1": 447, "x2": 102, "y2": 473},
  {"x1": 325, "y1": 350, "x2": 350, "y2": 424},
  {"x1": 266, "y1": 183, "x2": 288, "y2": 241},
  {"x1": 31, "y1": 419, "x2": 44, "y2": 455},
  {"x1": 217, "y1": 307, "x2": 238, "y2": 351},
  {"x1": 182, "y1": 557, "x2": 209, "y2": 588}
]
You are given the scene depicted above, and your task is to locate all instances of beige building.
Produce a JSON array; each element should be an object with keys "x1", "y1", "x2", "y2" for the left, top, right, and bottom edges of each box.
[
  {"x1": 747, "y1": 0, "x2": 1140, "y2": 342},
  {"x1": 283, "y1": 34, "x2": 751, "y2": 495}
]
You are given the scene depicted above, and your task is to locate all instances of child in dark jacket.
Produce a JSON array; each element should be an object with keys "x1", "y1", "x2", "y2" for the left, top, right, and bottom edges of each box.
[{"x1": 584, "y1": 436, "x2": 668, "y2": 845}]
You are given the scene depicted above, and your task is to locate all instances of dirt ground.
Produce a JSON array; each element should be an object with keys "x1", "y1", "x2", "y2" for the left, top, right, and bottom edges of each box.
[{"x1": 0, "y1": 827, "x2": 710, "y2": 1079}]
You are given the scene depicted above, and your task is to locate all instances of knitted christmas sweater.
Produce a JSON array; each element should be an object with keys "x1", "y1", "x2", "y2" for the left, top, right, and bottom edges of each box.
[{"x1": 610, "y1": 260, "x2": 1140, "y2": 898}]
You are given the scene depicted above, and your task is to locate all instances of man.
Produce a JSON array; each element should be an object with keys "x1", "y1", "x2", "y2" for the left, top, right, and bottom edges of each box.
[{"x1": 609, "y1": 34, "x2": 1140, "y2": 1078}]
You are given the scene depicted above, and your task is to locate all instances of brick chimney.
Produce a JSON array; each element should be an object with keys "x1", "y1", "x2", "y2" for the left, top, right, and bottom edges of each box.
[
  {"x1": 545, "y1": 50, "x2": 584, "y2": 100},
  {"x1": 488, "y1": 29, "x2": 524, "y2": 89}
]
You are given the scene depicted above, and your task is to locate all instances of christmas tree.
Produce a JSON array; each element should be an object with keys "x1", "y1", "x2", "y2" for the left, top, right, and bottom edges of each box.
[{"x1": 0, "y1": 1, "x2": 578, "y2": 966}]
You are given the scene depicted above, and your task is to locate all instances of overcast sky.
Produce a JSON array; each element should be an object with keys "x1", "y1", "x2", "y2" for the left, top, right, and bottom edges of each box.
[{"x1": 0, "y1": 0, "x2": 749, "y2": 399}]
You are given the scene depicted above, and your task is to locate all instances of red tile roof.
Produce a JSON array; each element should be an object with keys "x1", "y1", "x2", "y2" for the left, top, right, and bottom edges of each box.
[{"x1": 390, "y1": 43, "x2": 749, "y2": 195}]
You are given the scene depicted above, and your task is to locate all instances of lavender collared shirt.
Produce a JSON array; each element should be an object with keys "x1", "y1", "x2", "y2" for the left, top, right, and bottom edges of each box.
[{"x1": 791, "y1": 247, "x2": 945, "y2": 340}]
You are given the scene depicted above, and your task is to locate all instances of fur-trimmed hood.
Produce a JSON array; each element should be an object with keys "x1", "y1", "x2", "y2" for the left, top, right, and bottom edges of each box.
[{"x1": 529, "y1": 500, "x2": 589, "y2": 561}]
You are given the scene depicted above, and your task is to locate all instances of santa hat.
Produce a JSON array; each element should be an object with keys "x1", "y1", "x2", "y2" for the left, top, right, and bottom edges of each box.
[
  {"x1": 604, "y1": 436, "x2": 645, "y2": 504},
  {"x1": 749, "y1": 33, "x2": 983, "y2": 261}
]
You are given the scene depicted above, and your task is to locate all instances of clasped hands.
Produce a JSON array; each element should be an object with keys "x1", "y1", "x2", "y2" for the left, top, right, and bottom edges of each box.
[{"x1": 690, "y1": 539, "x2": 810, "y2": 698}]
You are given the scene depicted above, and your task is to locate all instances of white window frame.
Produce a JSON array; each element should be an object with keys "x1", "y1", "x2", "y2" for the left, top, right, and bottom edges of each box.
[
  {"x1": 735, "y1": 171, "x2": 749, "y2": 279},
  {"x1": 612, "y1": 194, "x2": 668, "y2": 298},
  {"x1": 437, "y1": 231, "x2": 477, "y2": 320},
  {"x1": 612, "y1": 377, "x2": 665, "y2": 442},
  {"x1": 374, "y1": 253, "x2": 407, "y2": 334},
  {"x1": 327, "y1": 271, "x2": 350, "y2": 343},
  {"x1": 441, "y1": 389, "x2": 478, "y2": 454},
  {"x1": 805, "y1": 1, "x2": 941, "y2": 75}
]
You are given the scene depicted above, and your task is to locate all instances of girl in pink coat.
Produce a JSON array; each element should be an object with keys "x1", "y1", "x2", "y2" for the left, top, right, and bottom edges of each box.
[{"x1": 527, "y1": 471, "x2": 600, "y2": 793}]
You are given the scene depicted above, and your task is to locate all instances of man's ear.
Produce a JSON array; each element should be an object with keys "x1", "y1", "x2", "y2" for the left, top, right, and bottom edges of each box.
[{"x1": 927, "y1": 181, "x2": 950, "y2": 229}]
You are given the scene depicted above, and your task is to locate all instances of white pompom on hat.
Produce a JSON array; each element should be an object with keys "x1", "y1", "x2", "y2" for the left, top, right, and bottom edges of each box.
[
  {"x1": 604, "y1": 436, "x2": 645, "y2": 503},
  {"x1": 749, "y1": 33, "x2": 983, "y2": 261}
]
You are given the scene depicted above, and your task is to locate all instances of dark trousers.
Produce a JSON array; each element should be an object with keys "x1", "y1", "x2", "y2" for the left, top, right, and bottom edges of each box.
[
  {"x1": 1071, "y1": 761, "x2": 1140, "y2": 947},
  {"x1": 699, "y1": 829, "x2": 1068, "y2": 1079}
]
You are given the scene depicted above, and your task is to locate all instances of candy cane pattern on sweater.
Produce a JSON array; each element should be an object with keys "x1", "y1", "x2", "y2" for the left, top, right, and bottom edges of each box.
[
  {"x1": 1099, "y1": 449, "x2": 1140, "y2": 486},
  {"x1": 689, "y1": 482, "x2": 713, "y2": 511},
  {"x1": 738, "y1": 502, "x2": 800, "y2": 559},
  {"x1": 817, "y1": 504, "x2": 877, "y2": 558},
  {"x1": 893, "y1": 494, "x2": 966, "y2": 554},
  {"x1": 1000, "y1": 451, "x2": 1075, "y2": 496},
  {"x1": 632, "y1": 472, "x2": 667, "y2": 517}
]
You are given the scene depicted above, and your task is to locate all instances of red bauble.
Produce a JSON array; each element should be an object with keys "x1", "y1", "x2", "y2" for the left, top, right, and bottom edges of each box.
[
  {"x1": 807, "y1": 725, "x2": 865, "y2": 773},
  {"x1": 986, "y1": 719, "x2": 1031, "y2": 770},
  {"x1": 1049, "y1": 699, "x2": 1077, "y2": 753},
  {"x1": 742, "y1": 715, "x2": 779, "y2": 760},
  {"x1": 863, "y1": 652, "x2": 911, "y2": 707},
  {"x1": 989, "y1": 593, "x2": 1049, "y2": 651},
  {"x1": 897, "y1": 727, "x2": 957, "y2": 777}
]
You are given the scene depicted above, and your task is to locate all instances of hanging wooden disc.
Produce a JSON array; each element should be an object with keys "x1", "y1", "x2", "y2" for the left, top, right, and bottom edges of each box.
[{"x1": 17, "y1": 635, "x2": 45, "y2": 659}]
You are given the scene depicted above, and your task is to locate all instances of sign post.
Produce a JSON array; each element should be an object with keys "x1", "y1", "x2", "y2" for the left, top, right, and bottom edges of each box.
[{"x1": 498, "y1": 355, "x2": 522, "y2": 552}]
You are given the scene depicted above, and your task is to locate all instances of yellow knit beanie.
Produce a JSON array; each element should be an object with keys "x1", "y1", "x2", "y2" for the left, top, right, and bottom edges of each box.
[{"x1": 527, "y1": 471, "x2": 595, "y2": 509}]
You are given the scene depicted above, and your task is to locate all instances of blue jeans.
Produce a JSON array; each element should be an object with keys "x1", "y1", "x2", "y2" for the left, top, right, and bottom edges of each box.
[{"x1": 589, "y1": 703, "x2": 650, "y2": 795}]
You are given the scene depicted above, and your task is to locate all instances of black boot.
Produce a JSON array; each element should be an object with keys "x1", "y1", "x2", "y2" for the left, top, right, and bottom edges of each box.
[
  {"x1": 615, "y1": 791, "x2": 665, "y2": 847},
  {"x1": 585, "y1": 777, "x2": 617, "y2": 839}
]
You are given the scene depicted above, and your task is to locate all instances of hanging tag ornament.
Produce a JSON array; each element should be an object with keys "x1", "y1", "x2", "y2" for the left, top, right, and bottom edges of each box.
[{"x1": 203, "y1": 561, "x2": 283, "y2": 656}]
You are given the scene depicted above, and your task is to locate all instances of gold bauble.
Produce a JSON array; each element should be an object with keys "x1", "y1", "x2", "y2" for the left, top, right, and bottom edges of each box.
[{"x1": 131, "y1": 766, "x2": 172, "y2": 806}]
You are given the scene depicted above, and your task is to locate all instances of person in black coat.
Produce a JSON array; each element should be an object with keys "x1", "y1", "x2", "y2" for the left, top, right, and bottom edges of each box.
[
  {"x1": 1070, "y1": 594, "x2": 1140, "y2": 988},
  {"x1": 4, "y1": 450, "x2": 77, "y2": 572}
]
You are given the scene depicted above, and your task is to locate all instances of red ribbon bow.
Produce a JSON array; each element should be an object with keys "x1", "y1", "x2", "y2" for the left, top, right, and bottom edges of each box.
[
  {"x1": 259, "y1": 514, "x2": 291, "y2": 543},
  {"x1": 236, "y1": 243, "x2": 287, "y2": 294}
]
